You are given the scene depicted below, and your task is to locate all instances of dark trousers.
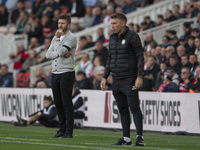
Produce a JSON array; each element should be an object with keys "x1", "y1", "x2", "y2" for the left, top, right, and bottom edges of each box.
[
  {"x1": 52, "y1": 71, "x2": 75, "y2": 135},
  {"x1": 112, "y1": 78, "x2": 143, "y2": 137}
]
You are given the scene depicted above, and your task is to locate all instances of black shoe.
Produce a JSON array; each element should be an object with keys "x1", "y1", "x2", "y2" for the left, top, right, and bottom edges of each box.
[
  {"x1": 112, "y1": 138, "x2": 132, "y2": 145},
  {"x1": 61, "y1": 134, "x2": 73, "y2": 139},
  {"x1": 16, "y1": 116, "x2": 27, "y2": 126},
  {"x1": 135, "y1": 135, "x2": 145, "y2": 146},
  {"x1": 51, "y1": 131, "x2": 65, "y2": 138}
]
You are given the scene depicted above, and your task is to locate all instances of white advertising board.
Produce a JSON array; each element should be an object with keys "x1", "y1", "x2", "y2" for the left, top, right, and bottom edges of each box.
[{"x1": 0, "y1": 88, "x2": 200, "y2": 134}]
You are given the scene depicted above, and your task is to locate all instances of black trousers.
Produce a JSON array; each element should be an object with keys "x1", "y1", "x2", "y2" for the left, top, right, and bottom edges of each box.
[
  {"x1": 112, "y1": 78, "x2": 143, "y2": 137},
  {"x1": 52, "y1": 71, "x2": 75, "y2": 135}
]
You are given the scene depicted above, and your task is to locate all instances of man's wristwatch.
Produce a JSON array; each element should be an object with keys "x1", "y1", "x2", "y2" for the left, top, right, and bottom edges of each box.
[{"x1": 138, "y1": 75, "x2": 143, "y2": 79}]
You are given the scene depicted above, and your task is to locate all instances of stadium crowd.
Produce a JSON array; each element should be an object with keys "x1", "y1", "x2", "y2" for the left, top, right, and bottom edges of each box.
[{"x1": 0, "y1": 0, "x2": 200, "y2": 93}]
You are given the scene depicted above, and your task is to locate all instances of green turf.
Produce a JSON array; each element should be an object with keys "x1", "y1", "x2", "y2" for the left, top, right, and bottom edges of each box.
[{"x1": 0, "y1": 123, "x2": 199, "y2": 150}]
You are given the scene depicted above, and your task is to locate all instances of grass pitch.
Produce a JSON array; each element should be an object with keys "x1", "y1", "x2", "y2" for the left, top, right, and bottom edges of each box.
[{"x1": 0, "y1": 123, "x2": 199, "y2": 150}]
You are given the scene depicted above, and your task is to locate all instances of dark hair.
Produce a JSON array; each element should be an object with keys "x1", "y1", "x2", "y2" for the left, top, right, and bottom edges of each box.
[
  {"x1": 111, "y1": 13, "x2": 127, "y2": 24},
  {"x1": 157, "y1": 14, "x2": 164, "y2": 19},
  {"x1": 144, "y1": 16, "x2": 150, "y2": 20},
  {"x1": 80, "y1": 36, "x2": 87, "y2": 41},
  {"x1": 183, "y1": 22, "x2": 191, "y2": 28},
  {"x1": 0, "y1": 64, "x2": 8, "y2": 69},
  {"x1": 59, "y1": 14, "x2": 71, "y2": 24},
  {"x1": 181, "y1": 54, "x2": 189, "y2": 59},
  {"x1": 191, "y1": 28, "x2": 200, "y2": 33},
  {"x1": 188, "y1": 36, "x2": 195, "y2": 40},
  {"x1": 148, "y1": 55, "x2": 156, "y2": 61},
  {"x1": 44, "y1": 96, "x2": 53, "y2": 102},
  {"x1": 169, "y1": 54, "x2": 178, "y2": 60}
]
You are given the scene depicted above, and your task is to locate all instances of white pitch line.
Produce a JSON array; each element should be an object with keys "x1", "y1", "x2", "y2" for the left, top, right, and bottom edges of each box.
[
  {"x1": 0, "y1": 140, "x2": 123, "y2": 150},
  {"x1": 0, "y1": 137, "x2": 42, "y2": 141}
]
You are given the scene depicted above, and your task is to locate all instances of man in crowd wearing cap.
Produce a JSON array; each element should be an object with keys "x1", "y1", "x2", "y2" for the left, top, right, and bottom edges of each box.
[{"x1": 170, "y1": 35, "x2": 180, "y2": 52}]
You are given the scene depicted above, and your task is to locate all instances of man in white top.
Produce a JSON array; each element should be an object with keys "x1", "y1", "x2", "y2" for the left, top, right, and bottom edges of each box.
[{"x1": 46, "y1": 14, "x2": 77, "y2": 139}]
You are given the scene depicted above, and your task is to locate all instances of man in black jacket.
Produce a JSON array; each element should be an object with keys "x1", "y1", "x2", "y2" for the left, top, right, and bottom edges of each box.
[
  {"x1": 16, "y1": 96, "x2": 59, "y2": 127},
  {"x1": 101, "y1": 13, "x2": 145, "y2": 146}
]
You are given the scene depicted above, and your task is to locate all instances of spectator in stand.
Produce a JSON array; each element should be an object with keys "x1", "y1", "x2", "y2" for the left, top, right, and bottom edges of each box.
[
  {"x1": 185, "y1": 66, "x2": 200, "y2": 92},
  {"x1": 80, "y1": 6, "x2": 95, "y2": 29},
  {"x1": 159, "y1": 47, "x2": 167, "y2": 64},
  {"x1": 170, "y1": 35, "x2": 180, "y2": 52},
  {"x1": 194, "y1": 37, "x2": 200, "y2": 62},
  {"x1": 165, "y1": 46, "x2": 175, "y2": 66},
  {"x1": 157, "y1": 14, "x2": 164, "y2": 26},
  {"x1": 28, "y1": 37, "x2": 39, "y2": 50},
  {"x1": 154, "y1": 62, "x2": 167, "y2": 90},
  {"x1": 115, "y1": 6, "x2": 123, "y2": 13},
  {"x1": 22, "y1": 50, "x2": 37, "y2": 71},
  {"x1": 160, "y1": 35, "x2": 171, "y2": 48},
  {"x1": 77, "y1": 53, "x2": 92, "y2": 78},
  {"x1": 123, "y1": 0, "x2": 136, "y2": 14},
  {"x1": 42, "y1": 0, "x2": 59, "y2": 18},
  {"x1": 41, "y1": 14, "x2": 53, "y2": 32},
  {"x1": 173, "y1": 4, "x2": 185, "y2": 19},
  {"x1": 169, "y1": 54, "x2": 181, "y2": 76},
  {"x1": 179, "y1": 67, "x2": 196, "y2": 92},
  {"x1": 67, "y1": 0, "x2": 85, "y2": 18},
  {"x1": 15, "y1": 11, "x2": 29, "y2": 34},
  {"x1": 0, "y1": 64, "x2": 13, "y2": 87},
  {"x1": 76, "y1": 36, "x2": 93, "y2": 55},
  {"x1": 181, "y1": 54, "x2": 190, "y2": 68},
  {"x1": 177, "y1": 45, "x2": 186, "y2": 63},
  {"x1": 16, "y1": 96, "x2": 59, "y2": 127},
  {"x1": 146, "y1": 55, "x2": 160, "y2": 88},
  {"x1": 186, "y1": 36, "x2": 195, "y2": 54},
  {"x1": 88, "y1": 56, "x2": 104, "y2": 78},
  {"x1": 182, "y1": 2, "x2": 192, "y2": 18},
  {"x1": 191, "y1": 28, "x2": 200, "y2": 38},
  {"x1": 92, "y1": 7, "x2": 102, "y2": 26},
  {"x1": 140, "y1": 21, "x2": 148, "y2": 31},
  {"x1": 0, "y1": 4, "x2": 9, "y2": 26},
  {"x1": 189, "y1": 54, "x2": 199, "y2": 75},
  {"x1": 179, "y1": 35, "x2": 188, "y2": 49},
  {"x1": 133, "y1": 24, "x2": 140, "y2": 33},
  {"x1": 144, "y1": 16, "x2": 157, "y2": 29},
  {"x1": 44, "y1": 66, "x2": 52, "y2": 88},
  {"x1": 31, "y1": 0, "x2": 45, "y2": 18},
  {"x1": 74, "y1": 71, "x2": 90, "y2": 89},
  {"x1": 165, "y1": 9, "x2": 177, "y2": 22},
  {"x1": 36, "y1": 37, "x2": 51, "y2": 64},
  {"x1": 183, "y1": 22, "x2": 192, "y2": 39},
  {"x1": 192, "y1": 1, "x2": 200, "y2": 17},
  {"x1": 72, "y1": 85, "x2": 85, "y2": 119},
  {"x1": 104, "y1": 5, "x2": 114, "y2": 23},
  {"x1": 26, "y1": 18, "x2": 44, "y2": 44},
  {"x1": 93, "y1": 40, "x2": 108, "y2": 67},
  {"x1": 165, "y1": 30, "x2": 176, "y2": 39},
  {"x1": 10, "y1": 43, "x2": 29, "y2": 70},
  {"x1": 144, "y1": 32, "x2": 158, "y2": 52},
  {"x1": 157, "y1": 74, "x2": 179, "y2": 92},
  {"x1": 166, "y1": 67, "x2": 180, "y2": 86},
  {"x1": 11, "y1": 0, "x2": 25, "y2": 25},
  {"x1": 33, "y1": 66, "x2": 45, "y2": 87},
  {"x1": 90, "y1": 66, "x2": 105, "y2": 90},
  {"x1": 96, "y1": 28, "x2": 105, "y2": 43},
  {"x1": 128, "y1": 23, "x2": 134, "y2": 31},
  {"x1": 51, "y1": 9, "x2": 60, "y2": 33}
]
